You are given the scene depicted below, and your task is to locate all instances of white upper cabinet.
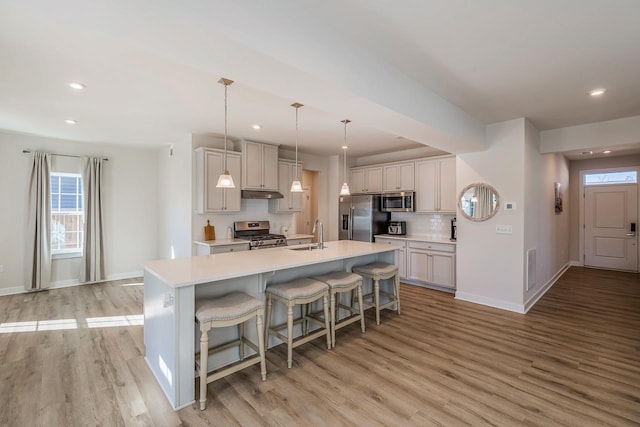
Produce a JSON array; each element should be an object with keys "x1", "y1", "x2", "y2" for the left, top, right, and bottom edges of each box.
[
  {"x1": 383, "y1": 162, "x2": 415, "y2": 192},
  {"x1": 415, "y1": 156, "x2": 456, "y2": 213},
  {"x1": 242, "y1": 140, "x2": 279, "y2": 190},
  {"x1": 270, "y1": 160, "x2": 303, "y2": 213},
  {"x1": 195, "y1": 147, "x2": 241, "y2": 213},
  {"x1": 350, "y1": 166, "x2": 382, "y2": 193}
]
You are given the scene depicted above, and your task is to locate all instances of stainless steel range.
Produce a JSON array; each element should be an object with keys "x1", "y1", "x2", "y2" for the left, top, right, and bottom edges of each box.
[{"x1": 234, "y1": 221, "x2": 287, "y2": 250}]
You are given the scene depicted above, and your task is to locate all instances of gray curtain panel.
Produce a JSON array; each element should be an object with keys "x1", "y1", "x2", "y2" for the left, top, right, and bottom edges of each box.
[
  {"x1": 473, "y1": 185, "x2": 494, "y2": 219},
  {"x1": 26, "y1": 151, "x2": 52, "y2": 291},
  {"x1": 82, "y1": 157, "x2": 106, "y2": 282}
]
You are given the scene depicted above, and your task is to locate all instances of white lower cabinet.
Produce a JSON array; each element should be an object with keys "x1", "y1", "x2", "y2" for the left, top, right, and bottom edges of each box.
[
  {"x1": 407, "y1": 241, "x2": 455, "y2": 289},
  {"x1": 286, "y1": 237, "x2": 312, "y2": 246},
  {"x1": 376, "y1": 236, "x2": 456, "y2": 289},
  {"x1": 194, "y1": 242, "x2": 250, "y2": 256}
]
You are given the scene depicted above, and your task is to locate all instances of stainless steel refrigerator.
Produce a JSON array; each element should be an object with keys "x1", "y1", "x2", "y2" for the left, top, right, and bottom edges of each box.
[{"x1": 339, "y1": 195, "x2": 390, "y2": 242}]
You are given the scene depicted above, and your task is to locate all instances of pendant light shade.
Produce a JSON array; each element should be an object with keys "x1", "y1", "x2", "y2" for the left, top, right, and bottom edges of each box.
[
  {"x1": 290, "y1": 102, "x2": 304, "y2": 193},
  {"x1": 340, "y1": 119, "x2": 351, "y2": 196},
  {"x1": 216, "y1": 77, "x2": 236, "y2": 189}
]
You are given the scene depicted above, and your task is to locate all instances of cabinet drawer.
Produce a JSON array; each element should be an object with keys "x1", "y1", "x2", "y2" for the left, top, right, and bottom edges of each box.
[
  {"x1": 210, "y1": 244, "x2": 250, "y2": 254},
  {"x1": 287, "y1": 238, "x2": 312, "y2": 246},
  {"x1": 407, "y1": 241, "x2": 455, "y2": 253},
  {"x1": 375, "y1": 238, "x2": 406, "y2": 249}
]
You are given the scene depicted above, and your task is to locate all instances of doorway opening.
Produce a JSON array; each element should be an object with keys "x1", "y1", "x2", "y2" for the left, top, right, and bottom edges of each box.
[{"x1": 296, "y1": 170, "x2": 319, "y2": 241}]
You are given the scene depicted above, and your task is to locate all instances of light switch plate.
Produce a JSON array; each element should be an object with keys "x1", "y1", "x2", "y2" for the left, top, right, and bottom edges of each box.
[{"x1": 496, "y1": 225, "x2": 513, "y2": 234}]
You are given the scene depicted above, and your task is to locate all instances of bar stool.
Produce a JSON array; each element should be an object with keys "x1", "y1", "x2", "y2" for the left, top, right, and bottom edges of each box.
[
  {"x1": 265, "y1": 278, "x2": 331, "y2": 368},
  {"x1": 312, "y1": 271, "x2": 365, "y2": 348},
  {"x1": 352, "y1": 262, "x2": 401, "y2": 325},
  {"x1": 195, "y1": 292, "x2": 266, "y2": 411}
]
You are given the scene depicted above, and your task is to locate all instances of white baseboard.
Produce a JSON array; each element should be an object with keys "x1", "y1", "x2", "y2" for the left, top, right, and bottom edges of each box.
[
  {"x1": 523, "y1": 262, "x2": 570, "y2": 313},
  {"x1": 454, "y1": 291, "x2": 525, "y2": 314},
  {"x1": 0, "y1": 286, "x2": 26, "y2": 297},
  {"x1": 0, "y1": 271, "x2": 143, "y2": 297},
  {"x1": 569, "y1": 260, "x2": 583, "y2": 267}
]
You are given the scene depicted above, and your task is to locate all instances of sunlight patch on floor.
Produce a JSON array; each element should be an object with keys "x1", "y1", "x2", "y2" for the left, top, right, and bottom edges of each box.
[{"x1": 0, "y1": 314, "x2": 144, "y2": 333}]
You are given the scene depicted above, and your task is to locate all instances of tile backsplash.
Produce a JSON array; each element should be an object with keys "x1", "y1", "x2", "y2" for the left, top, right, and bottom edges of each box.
[{"x1": 390, "y1": 212, "x2": 454, "y2": 236}]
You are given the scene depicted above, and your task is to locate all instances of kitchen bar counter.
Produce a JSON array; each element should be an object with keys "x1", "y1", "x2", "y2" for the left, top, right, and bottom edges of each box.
[
  {"x1": 143, "y1": 240, "x2": 397, "y2": 410},
  {"x1": 285, "y1": 233, "x2": 314, "y2": 240}
]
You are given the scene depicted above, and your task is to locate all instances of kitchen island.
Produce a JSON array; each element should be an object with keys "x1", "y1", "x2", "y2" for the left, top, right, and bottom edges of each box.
[{"x1": 143, "y1": 240, "x2": 397, "y2": 410}]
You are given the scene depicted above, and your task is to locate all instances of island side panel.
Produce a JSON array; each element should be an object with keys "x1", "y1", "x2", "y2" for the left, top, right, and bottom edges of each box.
[
  {"x1": 176, "y1": 284, "x2": 195, "y2": 409},
  {"x1": 143, "y1": 270, "x2": 179, "y2": 408}
]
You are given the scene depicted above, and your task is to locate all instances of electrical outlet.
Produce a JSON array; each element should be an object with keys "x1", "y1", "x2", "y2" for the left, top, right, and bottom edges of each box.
[{"x1": 496, "y1": 225, "x2": 513, "y2": 234}]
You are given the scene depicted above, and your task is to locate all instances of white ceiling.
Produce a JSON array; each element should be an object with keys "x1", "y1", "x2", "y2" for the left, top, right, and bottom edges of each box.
[{"x1": 1, "y1": 1, "x2": 639, "y2": 158}]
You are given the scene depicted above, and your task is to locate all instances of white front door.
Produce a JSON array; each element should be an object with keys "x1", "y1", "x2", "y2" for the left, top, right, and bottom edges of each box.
[{"x1": 584, "y1": 183, "x2": 638, "y2": 271}]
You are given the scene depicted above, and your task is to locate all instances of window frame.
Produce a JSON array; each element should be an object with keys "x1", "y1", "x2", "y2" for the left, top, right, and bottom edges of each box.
[{"x1": 50, "y1": 172, "x2": 84, "y2": 258}]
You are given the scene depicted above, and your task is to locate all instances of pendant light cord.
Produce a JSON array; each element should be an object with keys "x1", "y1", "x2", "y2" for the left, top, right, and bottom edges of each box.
[
  {"x1": 223, "y1": 83, "x2": 228, "y2": 172},
  {"x1": 295, "y1": 106, "x2": 299, "y2": 179}
]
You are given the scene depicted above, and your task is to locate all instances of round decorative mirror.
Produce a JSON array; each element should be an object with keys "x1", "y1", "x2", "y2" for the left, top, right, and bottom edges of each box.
[{"x1": 458, "y1": 183, "x2": 500, "y2": 221}]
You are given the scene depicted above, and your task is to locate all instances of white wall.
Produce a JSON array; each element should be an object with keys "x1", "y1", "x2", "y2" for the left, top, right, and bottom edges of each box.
[
  {"x1": 456, "y1": 118, "x2": 572, "y2": 313},
  {"x1": 456, "y1": 119, "x2": 527, "y2": 312},
  {"x1": 0, "y1": 131, "x2": 158, "y2": 294},
  {"x1": 540, "y1": 115, "x2": 640, "y2": 154},
  {"x1": 523, "y1": 120, "x2": 570, "y2": 308},
  {"x1": 158, "y1": 134, "x2": 192, "y2": 260}
]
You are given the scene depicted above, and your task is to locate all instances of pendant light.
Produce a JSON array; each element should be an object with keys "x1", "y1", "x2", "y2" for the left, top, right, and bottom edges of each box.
[
  {"x1": 216, "y1": 77, "x2": 236, "y2": 188},
  {"x1": 339, "y1": 119, "x2": 351, "y2": 196},
  {"x1": 290, "y1": 102, "x2": 304, "y2": 192}
]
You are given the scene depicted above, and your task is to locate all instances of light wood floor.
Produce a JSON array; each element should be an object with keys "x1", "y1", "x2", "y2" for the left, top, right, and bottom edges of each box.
[{"x1": 0, "y1": 267, "x2": 638, "y2": 426}]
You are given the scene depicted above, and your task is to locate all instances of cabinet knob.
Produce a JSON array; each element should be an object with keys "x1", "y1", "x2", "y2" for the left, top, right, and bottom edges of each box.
[{"x1": 230, "y1": 248, "x2": 234, "y2": 252}]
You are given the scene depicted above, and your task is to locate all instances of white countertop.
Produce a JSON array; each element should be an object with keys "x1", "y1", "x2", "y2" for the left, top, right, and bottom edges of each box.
[
  {"x1": 145, "y1": 240, "x2": 397, "y2": 288},
  {"x1": 375, "y1": 234, "x2": 456, "y2": 245},
  {"x1": 193, "y1": 238, "x2": 250, "y2": 247}
]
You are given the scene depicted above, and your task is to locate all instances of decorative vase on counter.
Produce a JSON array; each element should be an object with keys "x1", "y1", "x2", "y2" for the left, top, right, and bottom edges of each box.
[{"x1": 227, "y1": 227, "x2": 233, "y2": 239}]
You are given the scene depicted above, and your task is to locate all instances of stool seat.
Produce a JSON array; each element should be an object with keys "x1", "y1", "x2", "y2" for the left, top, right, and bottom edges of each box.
[
  {"x1": 196, "y1": 292, "x2": 263, "y2": 323},
  {"x1": 312, "y1": 271, "x2": 362, "y2": 289},
  {"x1": 353, "y1": 262, "x2": 398, "y2": 277},
  {"x1": 266, "y1": 278, "x2": 328, "y2": 300}
]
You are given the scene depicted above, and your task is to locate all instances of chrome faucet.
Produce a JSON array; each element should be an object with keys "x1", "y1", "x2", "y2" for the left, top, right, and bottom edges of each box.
[{"x1": 312, "y1": 219, "x2": 325, "y2": 249}]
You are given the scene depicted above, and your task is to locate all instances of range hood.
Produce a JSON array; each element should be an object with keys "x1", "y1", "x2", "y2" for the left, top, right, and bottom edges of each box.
[{"x1": 241, "y1": 190, "x2": 284, "y2": 199}]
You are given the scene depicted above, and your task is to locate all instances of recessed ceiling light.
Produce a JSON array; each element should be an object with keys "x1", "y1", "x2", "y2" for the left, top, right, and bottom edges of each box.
[
  {"x1": 602, "y1": 150, "x2": 612, "y2": 154},
  {"x1": 68, "y1": 82, "x2": 86, "y2": 90},
  {"x1": 588, "y1": 88, "x2": 606, "y2": 96},
  {"x1": 581, "y1": 151, "x2": 593, "y2": 155},
  {"x1": 341, "y1": 145, "x2": 348, "y2": 150},
  {"x1": 251, "y1": 124, "x2": 261, "y2": 130},
  {"x1": 65, "y1": 119, "x2": 77, "y2": 125}
]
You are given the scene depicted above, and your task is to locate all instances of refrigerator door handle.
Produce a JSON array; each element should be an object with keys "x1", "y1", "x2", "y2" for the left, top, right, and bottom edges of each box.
[{"x1": 349, "y1": 206, "x2": 354, "y2": 240}]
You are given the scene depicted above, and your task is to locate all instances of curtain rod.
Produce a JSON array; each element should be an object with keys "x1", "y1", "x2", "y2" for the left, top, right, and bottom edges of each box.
[{"x1": 22, "y1": 149, "x2": 109, "y2": 161}]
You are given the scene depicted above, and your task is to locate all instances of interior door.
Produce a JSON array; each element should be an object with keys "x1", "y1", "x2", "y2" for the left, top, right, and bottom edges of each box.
[{"x1": 584, "y1": 184, "x2": 638, "y2": 271}]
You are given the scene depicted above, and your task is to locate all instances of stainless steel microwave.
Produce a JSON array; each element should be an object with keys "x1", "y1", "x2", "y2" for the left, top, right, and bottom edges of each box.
[{"x1": 381, "y1": 192, "x2": 415, "y2": 212}]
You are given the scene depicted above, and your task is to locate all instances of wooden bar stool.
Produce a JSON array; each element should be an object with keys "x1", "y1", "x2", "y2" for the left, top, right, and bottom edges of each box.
[
  {"x1": 195, "y1": 292, "x2": 266, "y2": 410},
  {"x1": 265, "y1": 278, "x2": 331, "y2": 368},
  {"x1": 352, "y1": 262, "x2": 401, "y2": 325},
  {"x1": 312, "y1": 271, "x2": 365, "y2": 348}
]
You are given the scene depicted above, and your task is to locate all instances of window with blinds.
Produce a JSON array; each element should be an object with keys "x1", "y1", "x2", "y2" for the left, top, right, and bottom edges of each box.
[{"x1": 51, "y1": 172, "x2": 84, "y2": 255}]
